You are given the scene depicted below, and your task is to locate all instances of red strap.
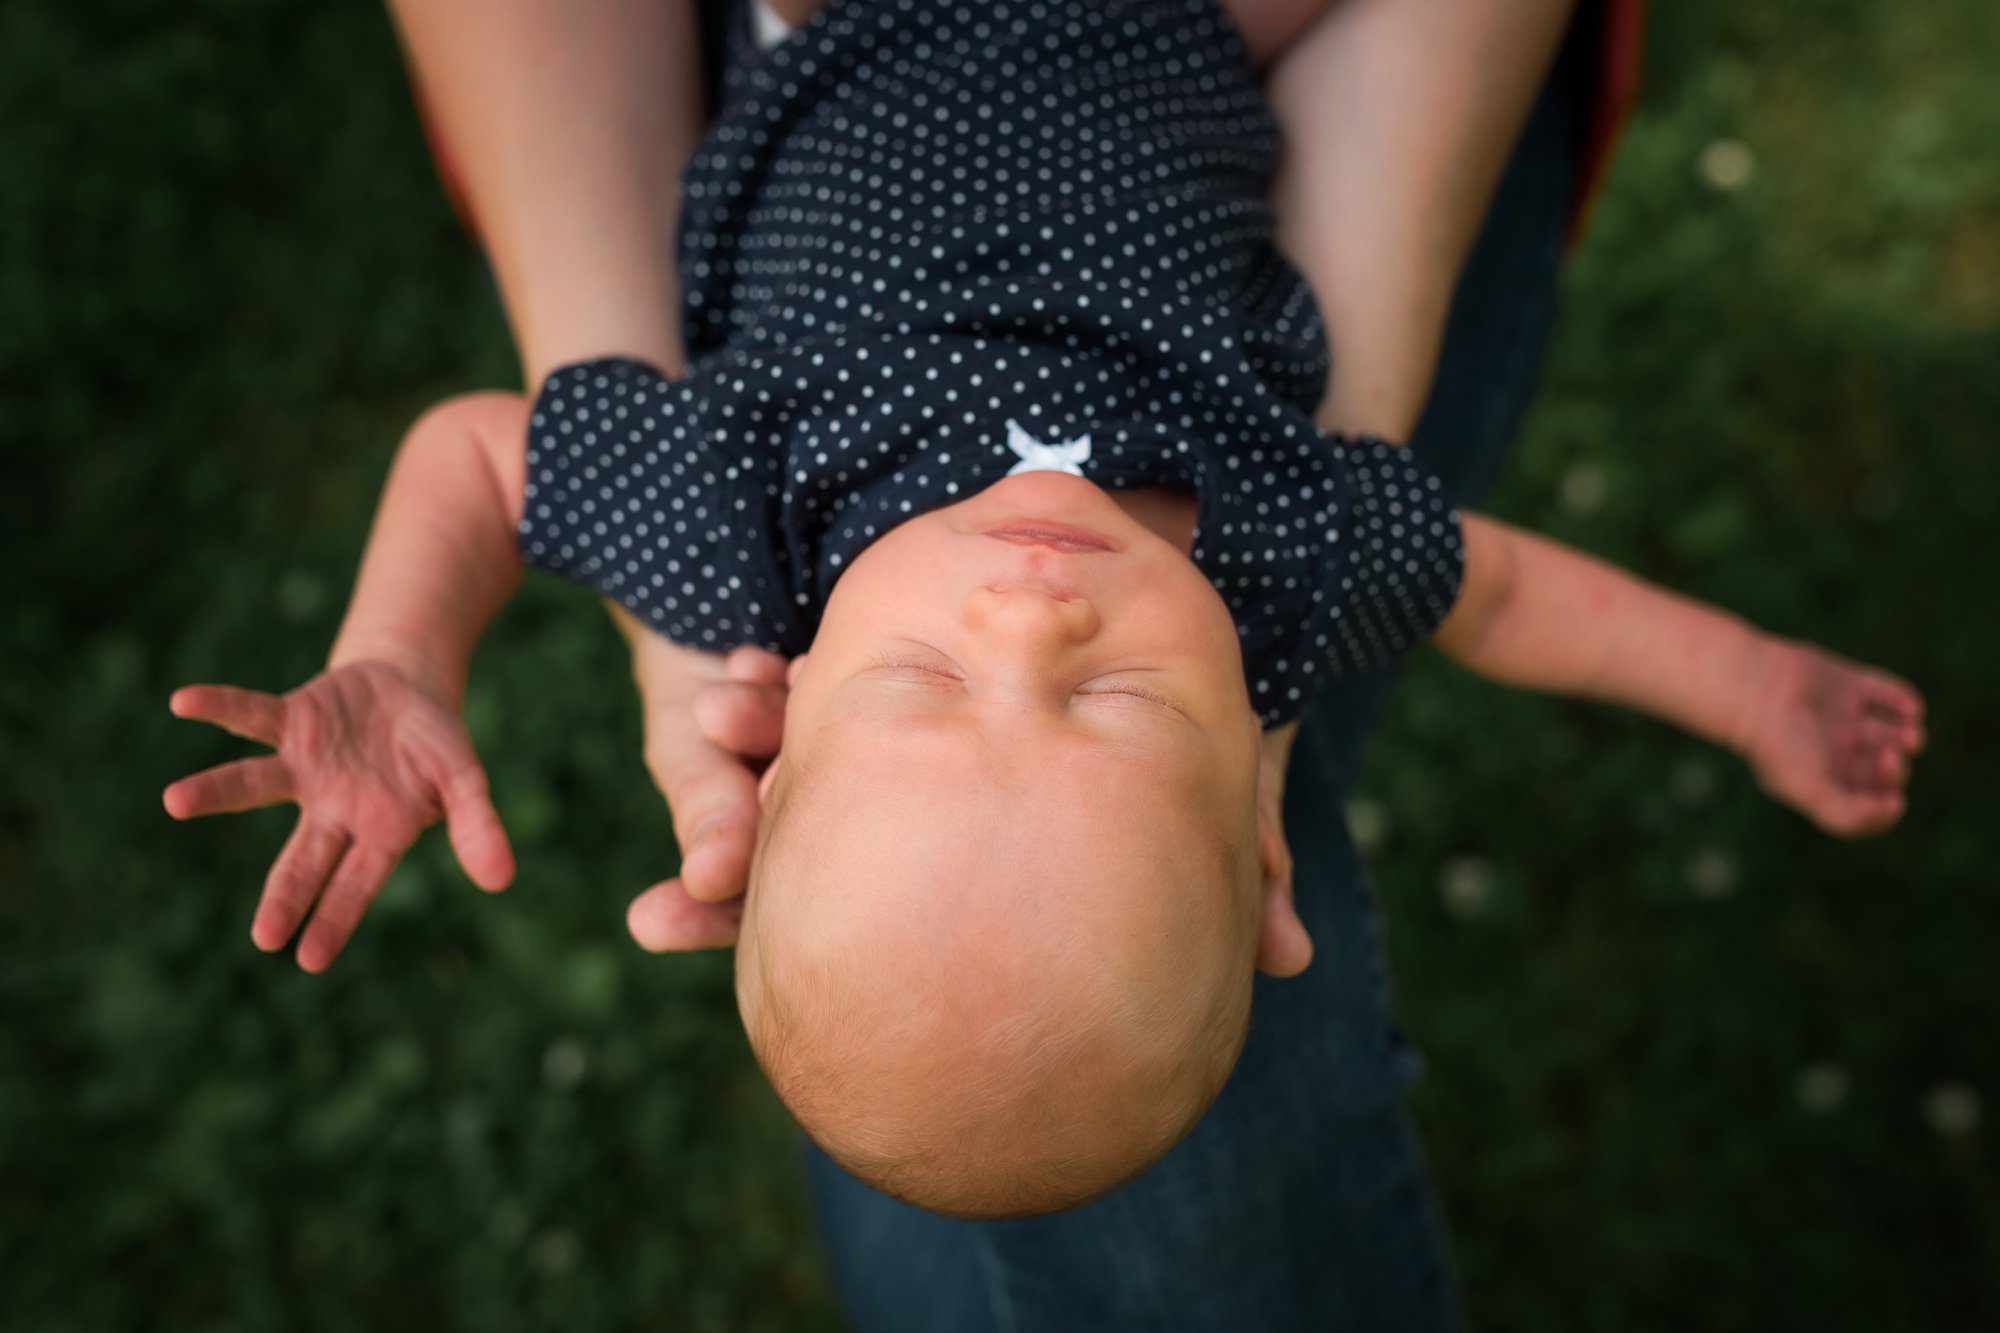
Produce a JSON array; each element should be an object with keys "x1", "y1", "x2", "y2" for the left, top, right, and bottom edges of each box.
[{"x1": 1567, "y1": 0, "x2": 1648, "y2": 248}]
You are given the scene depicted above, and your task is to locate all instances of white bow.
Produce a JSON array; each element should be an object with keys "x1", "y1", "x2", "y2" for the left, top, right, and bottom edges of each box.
[{"x1": 1004, "y1": 419, "x2": 1092, "y2": 477}]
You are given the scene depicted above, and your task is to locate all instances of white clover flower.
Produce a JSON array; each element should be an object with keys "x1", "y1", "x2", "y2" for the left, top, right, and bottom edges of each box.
[
  {"x1": 541, "y1": 1036, "x2": 589, "y2": 1090},
  {"x1": 1795, "y1": 1062, "x2": 1851, "y2": 1115},
  {"x1": 1686, "y1": 847, "x2": 1739, "y2": 900},
  {"x1": 1698, "y1": 138, "x2": 1757, "y2": 192},
  {"x1": 1670, "y1": 757, "x2": 1719, "y2": 809},
  {"x1": 1439, "y1": 855, "x2": 1495, "y2": 920},
  {"x1": 1558, "y1": 461, "x2": 1607, "y2": 517},
  {"x1": 1923, "y1": 1082, "x2": 1982, "y2": 1137},
  {"x1": 532, "y1": 1227, "x2": 582, "y2": 1275},
  {"x1": 1346, "y1": 797, "x2": 1390, "y2": 855},
  {"x1": 276, "y1": 569, "x2": 326, "y2": 622}
]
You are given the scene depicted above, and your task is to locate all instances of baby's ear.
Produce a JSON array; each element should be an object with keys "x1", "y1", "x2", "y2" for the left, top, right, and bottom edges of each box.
[
  {"x1": 1252, "y1": 800, "x2": 1313, "y2": 978},
  {"x1": 786, "y1": 652, "x2": 810, "y2": 689}
]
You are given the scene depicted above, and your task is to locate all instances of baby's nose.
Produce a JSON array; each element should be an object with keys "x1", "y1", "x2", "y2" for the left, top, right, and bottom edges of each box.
[{"x1": 963, "y1": 583, "x2": 1102, "y2": 646}]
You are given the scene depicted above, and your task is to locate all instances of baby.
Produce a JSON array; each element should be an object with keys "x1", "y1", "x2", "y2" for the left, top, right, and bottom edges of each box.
[{"x1": 164, "y1": 0, "x2": 1925, "y2": 1221}]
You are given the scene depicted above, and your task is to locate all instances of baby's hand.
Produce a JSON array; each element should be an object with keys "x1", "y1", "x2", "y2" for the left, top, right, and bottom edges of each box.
[
  {"x1": 163, "y1": 662, "x2": 515, "y2": 970},
  {"x1": 1738, "y1": 638, "x2": 1926, "y2": 838}
]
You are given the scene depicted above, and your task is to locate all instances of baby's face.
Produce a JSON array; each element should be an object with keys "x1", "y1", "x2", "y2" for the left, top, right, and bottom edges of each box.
[
  {"x1": 787, "y1": 469, "x2": 1259, "y2": 784},
  {"x1": 772, "y1": 472, "x2": 1263, "y2": 967},
  {"x1": 738, "y1": 473, "x2": 1273, "y2": 1217}
]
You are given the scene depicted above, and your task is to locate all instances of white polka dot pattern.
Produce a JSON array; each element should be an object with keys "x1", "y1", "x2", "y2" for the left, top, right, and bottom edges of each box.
[{"x1": 518, "y1": 0, "x2": 1464, "y2": 725}]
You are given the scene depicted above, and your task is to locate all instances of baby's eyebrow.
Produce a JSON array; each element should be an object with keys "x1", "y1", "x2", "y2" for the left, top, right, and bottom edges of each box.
[
  {"x1": 845, "y1": 662, "x2": 1199, "y2": 725},
  {"x1": 830, "y1": 688, "x2": 1199, "y2": 771}
]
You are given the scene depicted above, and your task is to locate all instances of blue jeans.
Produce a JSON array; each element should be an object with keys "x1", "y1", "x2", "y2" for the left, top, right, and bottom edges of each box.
[{"x1": 795, "y1": 14, "x2": 1589, "y2": 1332}]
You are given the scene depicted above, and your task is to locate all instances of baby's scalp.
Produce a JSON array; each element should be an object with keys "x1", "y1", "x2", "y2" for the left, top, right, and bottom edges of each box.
[
  {"x1": 737, "y1": 728, "x2": 1263, "y2": 1219},
  {"x1": 733, "y1": 482, "x2": 1269, "y2": 1217}
]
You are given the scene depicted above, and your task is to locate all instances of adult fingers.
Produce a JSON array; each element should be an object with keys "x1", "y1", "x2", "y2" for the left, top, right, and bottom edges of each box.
[
  {"x1": 725, "y1": 645, "x2": 790, "y2": 687},
  {"x1": 644, "y1": 729, "x2": 760, "y2": 903},
  {"x1": 252, "y1": 817, "x2": 349, "y2": 953},
  {"x1": 627, "y1": 878, "x2": 745, "y2": 952},
  {"x1": 1259, "y1": 794, "x2": 1294, "y2": 893},
  {"x1": 169, "y1": 684, "x2": 285, "y2": 745},
  {"x1": 295, "y1": 843, "x2": 402, "y2": 973},
  {"x1": 693, "y1": 679, "x2": 787, "y2": 758},
  {"x1": 164, "y1": 756, "x2": 293, "y2": 819},
  {"x1": 1252, "y1": 795, "x2": 1310, "y2": 978},
  {"x1": 681, "y1": 814, "x2": 757, "y2": 904}
]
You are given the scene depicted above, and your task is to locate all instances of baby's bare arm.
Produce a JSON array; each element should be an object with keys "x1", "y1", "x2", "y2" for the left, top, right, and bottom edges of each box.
[
  {"x1": 1437, "y1": 515, "x2": 1762, "y2": 745},
  {"x1": 1436, "y1": 515, "x2": 1925, "y2": 836},
  {"x1": 163, "y1": 395, "x2": 530, "y2": 969},
  {"x1": 325, "y1": 393, "x2": 529, "y2": 708}
]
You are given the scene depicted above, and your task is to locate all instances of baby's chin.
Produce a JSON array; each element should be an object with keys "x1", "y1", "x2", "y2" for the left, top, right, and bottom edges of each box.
[
  {"x1": 951, "y1": 469, "x2": 1176, "y2": 547},
  {"x1": 973, "y1": 468, "x2": 1119, "y2": 512}
]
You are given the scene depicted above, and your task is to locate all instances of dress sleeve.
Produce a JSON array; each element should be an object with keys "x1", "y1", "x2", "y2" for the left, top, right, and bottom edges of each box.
[
  {"x1": 1314, "y1": 434, "x2": 1466, "y2": 680},
  {"x1": 516, "y1": 356, "x2": 797, "y2": 653}
]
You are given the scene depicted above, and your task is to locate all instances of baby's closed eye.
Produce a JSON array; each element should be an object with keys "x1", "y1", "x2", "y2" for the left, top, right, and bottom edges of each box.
[
  {"x1": 1073, "y1": 676, "x2": 1183, "y2": 712},
  {"x1": 865, "y1": 650, "x2": 963, "y2": 684}
]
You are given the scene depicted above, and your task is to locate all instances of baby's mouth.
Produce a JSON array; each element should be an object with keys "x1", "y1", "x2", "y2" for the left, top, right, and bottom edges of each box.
[{"x1": 981, "y1": 521, "x2": 1121, "y2": 554}]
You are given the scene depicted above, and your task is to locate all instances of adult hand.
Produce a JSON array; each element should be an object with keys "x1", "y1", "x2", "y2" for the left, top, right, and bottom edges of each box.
[
  {"x1": 613, "y1": 606, "x2": 790, "y2": 950},
  {"x1": 1255, "y1": 721, "x2": 1314, "y2": 978}
]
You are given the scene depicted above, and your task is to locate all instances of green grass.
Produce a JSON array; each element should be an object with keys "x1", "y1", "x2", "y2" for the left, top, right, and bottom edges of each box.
[{"x1": 4, "y1": 1, "x2": 1995, "y2": 1329}]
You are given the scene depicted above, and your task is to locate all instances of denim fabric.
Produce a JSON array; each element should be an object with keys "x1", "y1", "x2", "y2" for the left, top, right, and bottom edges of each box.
[{"x1": 786, "y1": 12, "x2": 1588, "y2": 1332}]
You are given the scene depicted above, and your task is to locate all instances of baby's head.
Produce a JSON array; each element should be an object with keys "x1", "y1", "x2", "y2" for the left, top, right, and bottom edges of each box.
[{"x1": 735, "y1": 472, "x2": 1311, "y2": 1219}]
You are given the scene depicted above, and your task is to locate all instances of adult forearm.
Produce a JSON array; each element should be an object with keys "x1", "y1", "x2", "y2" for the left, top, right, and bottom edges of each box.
[
  {"x1": 1267, "y1": 0, "x2": 1578, "y2": 440},
  {"x1": 385, "y1": 0, "x2": 704, "y2": 384},
  {"x1": 1436, "y1": 514, "x2": 1770, "y2": 752}
]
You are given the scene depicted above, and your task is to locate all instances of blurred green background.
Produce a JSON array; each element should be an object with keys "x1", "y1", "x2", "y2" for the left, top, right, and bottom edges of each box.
[{"x1": 4, "y1": 0, "x2": 1996, "y2": 1329}]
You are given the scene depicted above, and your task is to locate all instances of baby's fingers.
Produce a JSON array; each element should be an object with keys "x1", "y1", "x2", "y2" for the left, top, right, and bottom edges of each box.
[
  {"x1": 1816, "y1": 789, "x2": 1907, "y2": 839},
  {"x1": 442, "y1": 768, "x2": 515, "y2": 893},
  {"x1": 1863, "y1": 691, "x2": 1927, "y2": 754},
  {"x1": 164, "y1": 756, "x2": 293, "y2": 819},
  {"x1": 295, "y1": 843, "x2": 402, "y2": 973},
  {"x1": 1859, "y1": 670, "x2": 1926, "y2": 724},
  {"x1": 252, "y1": 817, "x2": 349, "y2": 953},
  {"x1": 169, "y1": 684, "x2": 285, "y2": 745},
  {"x1": 1837, "y1": 718, "x2": 1914, "y2": 792}
]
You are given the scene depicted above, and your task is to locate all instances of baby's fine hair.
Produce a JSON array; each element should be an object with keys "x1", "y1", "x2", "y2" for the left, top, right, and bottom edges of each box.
[{"x1": 734, "y1": 760, "x2": 1261, "y2": 1220}]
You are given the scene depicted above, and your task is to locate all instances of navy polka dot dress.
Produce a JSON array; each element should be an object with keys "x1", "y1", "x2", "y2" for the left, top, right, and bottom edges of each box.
[{"x1": 518, "y1": 0, "x2": 1464, "y2": 726}]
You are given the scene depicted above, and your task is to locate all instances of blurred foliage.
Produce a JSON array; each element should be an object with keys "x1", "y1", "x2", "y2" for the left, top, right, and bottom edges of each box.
[{"x1": 2, "y1": 0, "x2": 1995, "y2": 1329}]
